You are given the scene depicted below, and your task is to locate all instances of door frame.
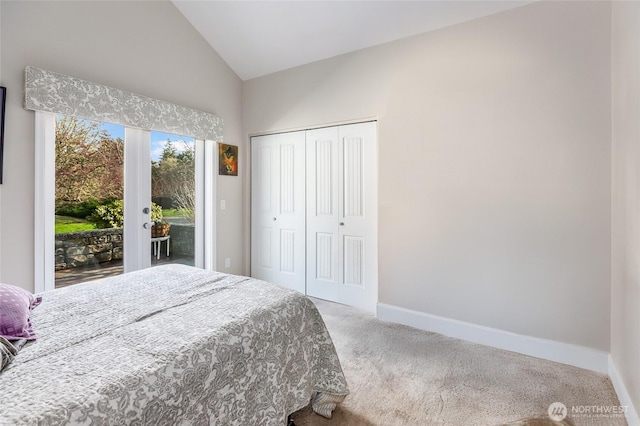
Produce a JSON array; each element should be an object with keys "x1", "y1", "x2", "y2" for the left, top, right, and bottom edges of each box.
[
  {"x1": 34, "y1": 112, "x2": 56, "y2": 293},
  {"x1": 34, "y1": 111, "x2": 216, "y2": 292}
]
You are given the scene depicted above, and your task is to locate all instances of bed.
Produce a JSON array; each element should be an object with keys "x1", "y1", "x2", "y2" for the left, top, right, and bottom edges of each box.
[{"x1": 0, "y1": 264, "x2": 349, "y2": 425}]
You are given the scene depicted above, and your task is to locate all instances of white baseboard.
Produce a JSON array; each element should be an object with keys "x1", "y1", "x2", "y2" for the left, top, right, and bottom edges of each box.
[
  {"x1": 608, "y1": 356, "x2": 640, "y2": 426},
  {"x1": 376, "y1": 303, "x2": 609, "y2": 374}
]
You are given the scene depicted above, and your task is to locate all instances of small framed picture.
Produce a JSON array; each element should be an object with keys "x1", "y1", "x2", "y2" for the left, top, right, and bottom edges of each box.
[{"x1": 219, "y1": 143, "x2": 238, "y2": 176}]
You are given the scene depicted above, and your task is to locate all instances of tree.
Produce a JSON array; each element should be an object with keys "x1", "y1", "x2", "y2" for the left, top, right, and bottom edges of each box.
[
  {"x1": 55, "y1": 116, "x2": 124, "y2": 206},
  {"x1": 152, "y1": 140, "x2": 195, "y2": 222},
  {"x1": 56, "y1": 119, "x2": 194, "y2": 221}
]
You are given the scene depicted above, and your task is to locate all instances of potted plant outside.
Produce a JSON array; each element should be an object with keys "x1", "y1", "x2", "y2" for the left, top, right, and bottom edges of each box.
[
  {"x1": 150, "y1": 203, "x2": 170, "y2": 237},
  {"x1": 151, "y1": 220, "x2": 171, "y2": 237}
]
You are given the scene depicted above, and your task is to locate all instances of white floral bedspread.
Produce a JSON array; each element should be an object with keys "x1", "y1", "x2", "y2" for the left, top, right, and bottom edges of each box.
[{"x1": 0, "y1": 265, "x2": 348, "y2": 425}]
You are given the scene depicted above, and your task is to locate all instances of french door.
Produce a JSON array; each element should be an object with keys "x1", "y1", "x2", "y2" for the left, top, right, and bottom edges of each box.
[{"x1": 36, "y1": 112, "x2": 211, "y2": 292}]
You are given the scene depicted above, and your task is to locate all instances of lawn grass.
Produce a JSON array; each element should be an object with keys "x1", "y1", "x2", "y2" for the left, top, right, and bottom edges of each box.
[
  {"x1": 162, "y1": 208, "x2": 192, "y2": 217},
  {"x1": 55, "y1": 209, "x2": 190, "y2": 233},
  {"x1": 55, "y1": 215, "x2": 96, "y2": 234}
]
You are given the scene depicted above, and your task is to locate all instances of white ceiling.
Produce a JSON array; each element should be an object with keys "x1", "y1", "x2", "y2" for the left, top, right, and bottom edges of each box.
[{"x1": 172, "y1": 1, "x2": 534, "y2": 81}]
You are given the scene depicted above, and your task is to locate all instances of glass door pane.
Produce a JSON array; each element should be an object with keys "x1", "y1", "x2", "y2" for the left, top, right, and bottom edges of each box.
[
  {"x1": 150, "y1": 131, "x2": 196, "y2": 267},
  {"x1": 54, "y1": 116, "x2": 125, "y2": 288}
]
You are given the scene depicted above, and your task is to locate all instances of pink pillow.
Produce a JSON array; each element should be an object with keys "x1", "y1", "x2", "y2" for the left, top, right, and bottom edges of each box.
[{"x1": 0, "y1": 283, "x2": 42, "y2": 341}]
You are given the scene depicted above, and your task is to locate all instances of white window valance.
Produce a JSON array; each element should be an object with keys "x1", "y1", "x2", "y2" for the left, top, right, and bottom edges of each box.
[{"x1": 24, "y1": 66, "x2": 223, "y2": 141}]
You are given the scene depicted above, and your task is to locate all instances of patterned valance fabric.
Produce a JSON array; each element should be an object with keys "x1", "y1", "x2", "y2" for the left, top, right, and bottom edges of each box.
[{"x1": 24, "y1": 66, "x2": 223, "y2": 141}]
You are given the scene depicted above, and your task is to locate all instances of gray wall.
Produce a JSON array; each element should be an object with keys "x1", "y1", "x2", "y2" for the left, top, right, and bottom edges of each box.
[
  {"x1": 0, "y1": 0, "x2": 244, "y2": 289},
  {"x1": 611, "y1": 0, "x2": 640, "y2": 413},
  {"x1": 243, "y1": 1, "x2": 612, "y2": 351}
]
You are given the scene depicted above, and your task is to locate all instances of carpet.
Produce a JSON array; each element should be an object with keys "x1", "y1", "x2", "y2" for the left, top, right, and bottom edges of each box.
[{"x1": 292, "y1": 299, "x2": 625, "y2": 426}]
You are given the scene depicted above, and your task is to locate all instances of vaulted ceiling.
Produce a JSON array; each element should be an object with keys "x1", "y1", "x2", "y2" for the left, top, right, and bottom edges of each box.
[{"x1": 172, "y1": 1, "x2": 534, "y2": 81}]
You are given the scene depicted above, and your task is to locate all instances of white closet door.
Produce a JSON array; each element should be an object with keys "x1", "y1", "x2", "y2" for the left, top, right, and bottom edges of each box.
[
  {"x1": 305, "y1": 127, "x2": 340, "y2": 302},
  {"x1": 251, "y1": 132, "x2": 306, "y2": 293},
  {"x1": 306, "y1": 122, "x2": 378, "y2": 312}
]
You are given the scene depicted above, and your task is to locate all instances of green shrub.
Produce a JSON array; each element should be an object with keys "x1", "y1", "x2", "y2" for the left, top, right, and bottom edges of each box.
[
  {"x1": 151, "y1": 203, "x2": 163, "y2": 223},
  {"x1": 88, "y1": 200, "x2": 124, "y2": 228},
  {"x1": 55, "y1": 199, "x2": 106, "y2": 219},
  {"x1": 87, "y1": 200, "x2": 163, "y2": 228}
]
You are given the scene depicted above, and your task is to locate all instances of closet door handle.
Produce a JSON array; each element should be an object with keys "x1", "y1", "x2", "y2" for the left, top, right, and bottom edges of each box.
[
  {"x1": 339, "y1": 222, "x2": 344, "y2": 226},
  {"x1": 273, "y1": 217, "x2": 277, "y2": 221}
]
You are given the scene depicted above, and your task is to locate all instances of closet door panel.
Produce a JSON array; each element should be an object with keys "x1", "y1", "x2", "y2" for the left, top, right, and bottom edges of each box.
[
  {"x1": 251, "y1": 132, "x2": 305, "y2": 293},
  {"x1": 251, "y1": 135, "x2": 278, "y2": 281},
  {"x1": 337, "y1": 122, "x2": 378, "y2": 312},
  {"x1": 306, "y1": 127, "x2": 340, "y2": 301},
  {"x1": 275, "y1": 132, "x2": 306, "y2": 293}
]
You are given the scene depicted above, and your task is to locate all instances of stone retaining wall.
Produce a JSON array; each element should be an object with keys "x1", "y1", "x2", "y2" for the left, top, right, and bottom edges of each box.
[
  {"x1": 55, "y1": 225, "x2": 195, "y2": 271},
  {"x1": 55, "y1": 228, "x2": 123, "y2": 271}
]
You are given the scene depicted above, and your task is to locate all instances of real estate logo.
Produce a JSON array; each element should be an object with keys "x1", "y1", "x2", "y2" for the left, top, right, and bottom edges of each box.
[
  {"x1": 547, "y1": 402, "x2": 629, "y2": 422},
  {"x1": 548, "y1": 402, "x2": 567, "y2": 421}
]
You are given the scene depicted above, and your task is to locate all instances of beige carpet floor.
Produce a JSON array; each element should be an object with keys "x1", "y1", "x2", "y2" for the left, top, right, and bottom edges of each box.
[{"x1": 292, "y1": 299, "x2": 625, "y2": 426}]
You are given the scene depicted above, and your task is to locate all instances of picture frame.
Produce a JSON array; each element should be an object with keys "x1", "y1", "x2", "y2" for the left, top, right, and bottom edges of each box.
[
  {"x1": 218, "y1": 143, "x2": 238, "y2": 176},
  {"x1": 0, "y1": 86, "x2": 5, "y2": 184}
]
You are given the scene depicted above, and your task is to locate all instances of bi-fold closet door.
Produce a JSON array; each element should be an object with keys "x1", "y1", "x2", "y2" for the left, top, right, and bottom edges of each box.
[{"x1": 251, "y1": 122, "x2": 377, "y2": 313}]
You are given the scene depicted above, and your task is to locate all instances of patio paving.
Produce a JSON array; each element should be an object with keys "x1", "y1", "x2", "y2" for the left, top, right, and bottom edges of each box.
[{"x1": 55, "y1": 255, "x2": 194, "y2": 289}]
